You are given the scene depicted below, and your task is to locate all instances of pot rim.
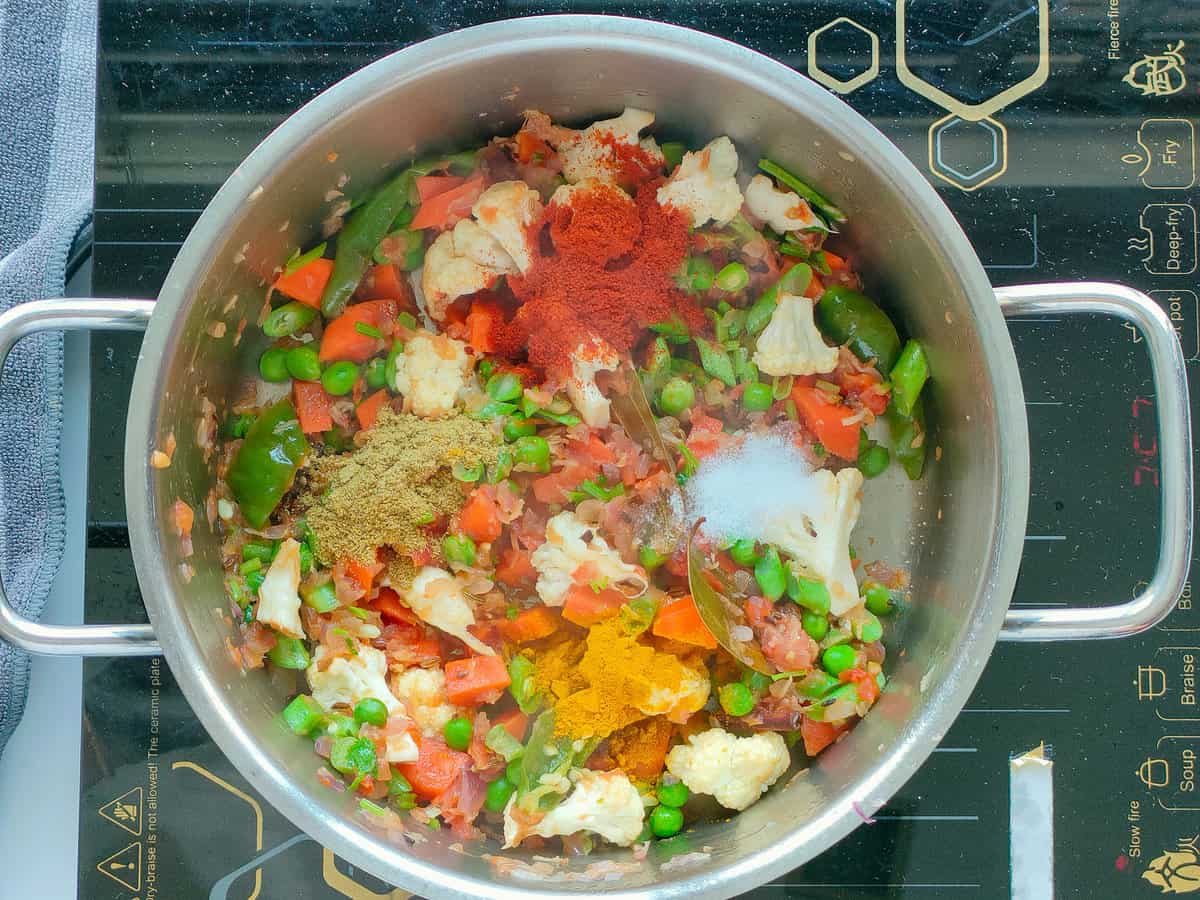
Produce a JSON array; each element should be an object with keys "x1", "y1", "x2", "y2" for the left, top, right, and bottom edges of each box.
[{"x1": 125, "y1": 14, "x2": 1030, "y2": 898}]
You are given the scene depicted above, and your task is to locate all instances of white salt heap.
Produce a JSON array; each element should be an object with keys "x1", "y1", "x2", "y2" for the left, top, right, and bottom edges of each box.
[{"x1": 685, "y1": 431, "x2": 817, "y2": 543}]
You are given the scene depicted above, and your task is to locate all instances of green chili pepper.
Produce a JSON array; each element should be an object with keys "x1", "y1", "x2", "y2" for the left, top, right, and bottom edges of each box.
[
  {"x1": 758, "y1": 158, "x2": 847, "y2": 225},
  {"x1": 815, "y1": 285, "x2": 902, "y2": 373},
  {"x1": 694, "y1": 337, "x2": 736, "y2": 387},
  {"x1": 745, "y1": 264, "x2": 813, "y2": 336},
  {"x1": 321, "y1": 166, "x2": 420, "y2": 318},
  {"x1": 890, "y1": 339, "x2": 929, "y2": 417},
  {"x1": 227, "y1": 400, "x2": 309, "y2": 528},
  {"x1": 263, "y1": 301, "x2": 318, "y2": 338},
  {"x1": 566, "y1": 477, "x2": 625, "y2": 504},
  {"x1": 660, "y1": 142, "x2": 687, "y2": 172},
  {"x1": 886, "y1": 395, "x2": 927, "y2": 480},
  {"x1": 267, "y1": 634, "x2": 312, "y2": 670},
  {"x1": 508, "y1": 655, "x2": 543, "y2": 715}
]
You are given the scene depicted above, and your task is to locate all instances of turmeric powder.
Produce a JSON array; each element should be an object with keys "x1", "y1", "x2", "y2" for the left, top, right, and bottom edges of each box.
[
  {"x1": 539, "y1": 618, "x2": 710, "y2": 741},
  {"x1": 609, "y1": 717, "x2": 674, "y2": 780}
]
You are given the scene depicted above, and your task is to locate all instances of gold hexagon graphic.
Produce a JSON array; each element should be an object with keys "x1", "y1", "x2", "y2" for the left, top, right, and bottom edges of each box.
[
  {"x1": 897, "y1": 0, "x2": 1049, "y2": 122},
  {"x1": 927, "y1": 114, "x2": 1008, "y2": 192},
  {"x1": 808, "y1": 17, "x2": 880, "y2": 95}
]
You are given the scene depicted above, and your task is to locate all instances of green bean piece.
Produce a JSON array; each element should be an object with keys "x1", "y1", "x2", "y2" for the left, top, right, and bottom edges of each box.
[
  {"x1": 282, "y1": 694, "x2": 326, "y2": 736},
  {"x1": 650, "y1": 804, "x2": 684, "y2": 838},
  {"x1": 660, "y1": 142, "x2": 687, "y2": 172},
  {"x1": 858, "y1": 443, "x2": 890, "y2": 478},
  {"x1": 758, "y1": 158, "x2": 847, "y2": 225},
  {"x1": 364, "y1": 358, "x2": 387, "y2": 390},
  {"x1": 787, "y1": 573, "x2": 831, "y2": 614},
  {"x1": 503, "y1": 418, "x2": 537, "y2": 441},
  {"x1": 442, "y1": 533, "x2": 476, "y2": 567},
  {"x1": 815, "y1": 285, "x2": 902, "y2": 373},
  {"x1": 890, "y1": 340, "x2": 929, "y2": 417},
  {"x1": 285, "y1": 346, "x2": 322, "y2": 382},
  {"x1": 718, "y1": 682, "x2": 755, "y2": 717},
  {"x1": 863, "y1": 582, "x2": 894, "y2": 616},
  {"x1": 301, "y1": 579, "x2": 339, "y2": 613},
  {"x1": 659, "y1": 377, "x2": 696, "y2": 416},
  {"x1": 267, "y1": 635, "x2": 312, "y2": 670},
  {"x1": 694, "y1": 337, "x2": 736, "y2": 387},
  {"x1": 715, "y1": 262, "x2": 750, "y2": 292},
  {"x1": 284, "y1": 241, "x2": 329, "y2": 275},
  {"x1": 729, "y1": 539, "x2": 761, "y2": 567},
  {"x1": 754, "y1": 547, "x2": 788, "y2": 600},
  {"x1": 680, "y1": 255, "x2": 715, "y2": 293},
  {"x1": 887, "y1": 395, "x2": 927, "y2": 480},
  {"x1": 649, "y1": 317, "x2": 691, "y2": 344},
  {"x1": 513, "y1": 435, "x2": 551, "y2": 473},
  {"x1": 263, "y1": 301, "x2": 318, "y2": 338},
  {"x1": 801, "y1": 610, "x2": 830, "y2": 641},
  {"x1": 486, "y1": 372, "x2": 523, "y2": 403},
  {"x1": 821, "y1": 644, "x2": 857, "y2": 676},
  {"x1": 742, "y1": 382, "x2": 773, "y2": 412},
  {"x1": 321, "y1": 360, "x2": 360, "y2": 396},
  {"x1": 745, "y1": 264, "x2": 813, "y2": 336},
  {"x1": 488, "y1": 448, "x2": 514, "y2": 483},
  {"x1": 227, "y1": 400, "x2": 309, "y2": 528}
]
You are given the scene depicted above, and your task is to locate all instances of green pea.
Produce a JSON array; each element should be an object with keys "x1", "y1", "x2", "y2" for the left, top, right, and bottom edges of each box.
[
  {"x1": 754, "y1": 547, "x2": 787, "y2": 600},
  {"x1": 863, "y1": 582, "x2": 893, "y2": 616},
  {"x1": 787, "y1": 574, "x2": 831, "y2": 614},
  {"x1": 259, "y1": 347, "x2": 290, "y2": 382},
  {"x1": 821, "y1": 643, "x2": 857, "y2": 676},
  {"x1": 745, "y1": 670, "x2": 772, "y2": 694},
  {"x1": 503, "y1": 418, "x2": 537, "y2": 441},
  {"x1": 859, "y1": 444, "x2": 890, "y2": 478},
  {"x1": 513, "y1": 435, "x2": 551, "y2": 473},
  {"x1": 263, "y1": 301, "x2": 318, "y2": 338},
  {"x1": 729, "y1": 539, "x2": 761, "y2": 567},
  {"x1": 742, "y1": 382, "x2": 773, "y2": 412},
  {"x1": 485, "y1": 774, "x2": 516, "y2": 813},
  {"x1": 285, "y1": 345, "x2": 322, "y2": 382},
  {"x1": 442, "y1": 534, "x2": 476, "y2": 567},
  {"x1": 650, "y1": 804, "x2": 684, "y2": 838},
  {"x1": 718, "y1": 682, "x2": 755, "y2": 717},
  {"x1": 659, "y1": 377, "x2": 695, "y2": 417},
  {"x1": 854, "y1": 611, "x2": 884, "y2": 644},
  {"x1": 486, "y1": 372, "x2": 523, "y2": 403},
  {"x1": 364, "y1": 358, "x2": 388, "y2": 390},
  {"x1": 657, "y1": 782, "x2": 689, "y2": 808},
  {"x1": 443, "y1": 716, "x2": 473, "y2": 751},
  {"x1": 715, "y1": 262, "x2": 750, "y2": 292},
  {"x1": 801, "y1": 610, "x2": 830, "y2": 641},
  {"x1": 321, "y1": 361, "x2": 360, "y2": 396},
  {"x1": 683, "y1": 255, "x2": 715, "y2": 292},
  {"x1": 353, "y1": 698, "x2": 389, "y2": 728}
]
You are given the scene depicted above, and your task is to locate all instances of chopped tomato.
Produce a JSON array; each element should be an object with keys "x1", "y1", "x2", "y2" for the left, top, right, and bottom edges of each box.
[
  {"x1": 801, "y1": 718, "x2": 849, "y2": 757},
  {"x1": 293, "y1": 381, "x2": 333, "y2": 434},
  {"x1": 494, "y1": 546, "x2": 536, "y2": 587},
  {"x1": 396, "y1": 736, "x2": 472, "y2": 800},
  {"x1": 319, "y1": 299, "x2": 399, "y2": 363},
  {"x1": 415, "y1": 174, "x2": 466, "y2": 203},
  {"x1": 804, "y1": 274, "x2": 824, "y2": 300},
  {"x1": 840, "y1": 667, "x2": 881, "y2": 703},
  {"x1": 443, "y1": 655, "x2": 512, "y2": 706},
  {"x1": 465, "y1": 296, "x2": 505, "y2": 353},
  {"x1": 272, "y1": 256, "x2": 333, "y2": 309},
  {"x1": 371, "y1": 587, "x2": 416, "y2": 625},
  {"x1": 562, "y1": 584, "x2": 627, "y2": 627},
  {"x1": 411, "y1": 176, "x2": 484, "y2": 231},
  {"x1": 497, "y1": 606, "x2": 560, "y2": 644},
  {"x1": 686, "y1": 413, "x2": 726, "y2": 459},
  {"x1": 343, "y1": 558, "x2": 376, "y2": 594},
  {"x1": 651, "y1": 595, "x2": 718, "y2": 649},
  {"x1": 515, "y1": 131, "x2": 552, "y2": 165},
  {"x1": 791, "y1": 383, "x2": 861, "y2": 461},
  {"x1": 492, "y1": 708, "x2": 529, "y2": 743},
  {"x1": 838, "y1": 371, "x2": 890, "y2": 416},
  {"x1": 356, "y1": 389, "x2": 389, "y2": 430},
  {"x1": 458, "y1": 488, "x2": 503, "y2": 544},
  {"x1": 744, "y1": 594, "x2": 774, "y2": 630}
]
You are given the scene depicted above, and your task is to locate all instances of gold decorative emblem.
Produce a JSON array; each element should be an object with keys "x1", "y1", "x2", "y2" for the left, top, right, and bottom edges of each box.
[
  {"x1": 1124, "y1": 41, "x2": 1188, "y2": 97},
  {"x1": 1144, "y1": 834, "x2": 1200, "y2": 894}
]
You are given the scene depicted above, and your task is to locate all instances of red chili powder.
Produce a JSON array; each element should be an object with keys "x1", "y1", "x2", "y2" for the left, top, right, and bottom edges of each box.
[{"x1": 490, "y1": 181, "x2": 704, "y2": 373}]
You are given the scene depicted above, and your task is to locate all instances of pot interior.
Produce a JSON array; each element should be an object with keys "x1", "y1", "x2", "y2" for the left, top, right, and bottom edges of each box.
[{"x1": 128, "y1": 17, "x2": 1026, "y2": 898}]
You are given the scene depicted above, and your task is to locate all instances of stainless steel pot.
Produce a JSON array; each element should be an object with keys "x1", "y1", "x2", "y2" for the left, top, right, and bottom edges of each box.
[{"x1": 0, "y1": 15, "x2": 1191, "y2": 898}]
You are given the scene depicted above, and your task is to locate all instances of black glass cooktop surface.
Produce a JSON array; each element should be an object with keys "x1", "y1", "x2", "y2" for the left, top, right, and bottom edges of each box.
[{"x1": 81, "y1": 3, "x2": 1198, "y2": 897}]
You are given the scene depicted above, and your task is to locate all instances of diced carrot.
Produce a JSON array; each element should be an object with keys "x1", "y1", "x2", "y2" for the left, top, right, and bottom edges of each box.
[
  {"x1": 370, "y1": 587, "x2": 416, "y2": 626},
  {"x1": 443, "y1": 655, "x2": 512, "y2": 706},
  {"x1": 493, "y1": 708, "x2": 529, "y2": 743},
  {"x1": 356, "y1": 389, "x2": 389, "y2": 430},
  {"x1": 495, "y1": 547, "x2": 536, "y2": 587},
  {"x1": 497, "y1": 606, "x2": 560, "y2": 644},
  {"x1": 272, "y1": 257, "x2": 333, "y2": 309},
  {"x1": 354, "y1": 263, "x2": 413, "y2": 305},
  {"x1": 465, "y1": 297, "x2": 504, "y2": 353},
  {"x1": 396, "y1": 736, "x2": 472, "y2": 799},
  {"x1": 515, "y1": 131, "x2": 552, "y2": 165},
  {"x1": 458, "y1": 489, "x2": 503, "y2": 543},
  {"x1": 801, "y1": 718, "x2": 849, "y2": 757},
  {"x1": 344, "y1": 558, "x2": 376, "y2": 594},
  {"x1": 791, "y1": 383, "x2": 861, "y2": 461},
  {"x1": 562, "y1": 584, "x2": 627, "y2": 628},
  {"x1": 293, "y1": 381, "x2": 333, "y2": 434},
  {"x1": 411, "y1": 176, "x2": 484, "y2": 231},
  {"x1": 823, "y1": 250, "x2": 848, "y2": 272},
  {"x1": 319, "y1": 299, "x2": 399, "y2": 363},
  {"x1": 415, "y1": 174, "x2": 466, "y2": 203},
  {"x1": 651, "y1": 595, "x2": 718, "y2": 649}
]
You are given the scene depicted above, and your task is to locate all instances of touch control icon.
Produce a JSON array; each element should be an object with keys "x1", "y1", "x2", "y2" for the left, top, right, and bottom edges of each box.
[
  {"x1": 1123, "y1": 119, "x2": 1196, "y2": 190},
  {"x1": 1129, "y1": 203, "x2": 1198, "y2": 276}
]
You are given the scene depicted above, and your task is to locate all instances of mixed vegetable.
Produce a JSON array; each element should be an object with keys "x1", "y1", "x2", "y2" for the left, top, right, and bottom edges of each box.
[{"x1": 209, "y1": 108, "x2": 930, "y2": 852}]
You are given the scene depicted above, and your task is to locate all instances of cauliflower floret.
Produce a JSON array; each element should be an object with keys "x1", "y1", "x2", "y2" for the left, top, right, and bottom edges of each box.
[
  {"x1": 255, "y1": 538, "x2": 304, "y2": 638},
  {"x1": 564, "y1": 337, "x2": 620, "y2": 428},
  {"x1": 656, "y1": 136, "x2": 743, "y2": 228},
  {"x1": 404, "y1": 566, "x2": 494, "y2": 656},
  {"x1": 392, "y1": 666, "x2": 462, "y2": 738},
  {"x1": 753, "y1": 292, "x2": 840, "y2": 377},
  {"x1": 530, "y1": 511, "x2": 647, "y2": 607},
  {"x1": 392, "y1": 330, "x2": 471, "y2": 418},
  {"x1": 638, "y1": 660, "x2": 711, "y2": 723},
  {"x1": 666, "y1": 728, "x2": 790, "y2": 811},
  {"x1": 761, "y1": 468, "x2": 864, "y2": 615},
  {"x1": 559, "y1": 107, "x2": 661, "y2": 184},
  {"x1": 420, "y1": 222, "x2": 515, "y2": 321},
  {"x1": 472, "y1": 181, "x2": 542, "y2": 273},
  {"x1": 744, "y1": 174, "x2": 825, "y2": 233},
  {"x1": 307, "y1": 645, "x2": 403, "y2": 714},
  {"x1": 503, "y1": 769, "x2": 645, "y2": 848}
]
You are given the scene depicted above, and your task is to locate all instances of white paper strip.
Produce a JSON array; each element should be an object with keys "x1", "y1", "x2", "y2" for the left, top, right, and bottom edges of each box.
[{"x1": 1010, "y1": 743, "x2": 1054, "y2": 900}]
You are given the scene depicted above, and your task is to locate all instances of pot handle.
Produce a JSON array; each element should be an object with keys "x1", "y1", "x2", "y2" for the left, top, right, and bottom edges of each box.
[
  {"x1": 995, "y1": 282, "x2": 1193, "y2": 640},
  {"x1": 0, "y1": 298, "x2": 163, "y2": 656}
]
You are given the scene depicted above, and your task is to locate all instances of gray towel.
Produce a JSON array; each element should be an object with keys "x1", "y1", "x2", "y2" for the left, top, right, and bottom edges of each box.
[{"x1": 0, "y1": 0, "x2": 96, "y2": 757}]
